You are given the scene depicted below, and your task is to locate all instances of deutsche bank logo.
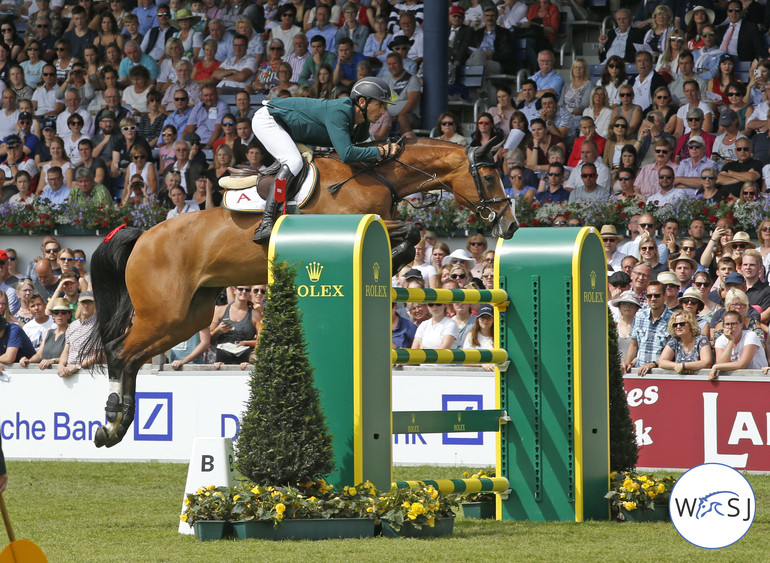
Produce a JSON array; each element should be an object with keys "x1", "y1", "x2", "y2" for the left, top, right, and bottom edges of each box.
[
  {"x1": 134, "y1": 392, "x2": 173, "y2": 442},
  {"x1": 442, "y1": 394, "x2": 483, "y2": 446},
  {"x1": 670, "y1": 463, "x2": 755, "y2": 549}
]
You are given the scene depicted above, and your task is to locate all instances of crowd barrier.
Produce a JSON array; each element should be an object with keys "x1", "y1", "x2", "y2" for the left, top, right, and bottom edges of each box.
[{"x1": 269, "y1": 214, "x2": 610, "y2": 522}]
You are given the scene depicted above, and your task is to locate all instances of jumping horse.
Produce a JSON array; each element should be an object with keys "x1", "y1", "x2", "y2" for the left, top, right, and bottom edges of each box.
[{"x1": 85, "y1": 137, "x2": 518, "y2": 447}]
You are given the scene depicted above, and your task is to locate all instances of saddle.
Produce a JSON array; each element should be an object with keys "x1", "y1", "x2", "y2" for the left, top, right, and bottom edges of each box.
[{"x1": 219, "y1": 144, "x2": 317, "y2": 213}]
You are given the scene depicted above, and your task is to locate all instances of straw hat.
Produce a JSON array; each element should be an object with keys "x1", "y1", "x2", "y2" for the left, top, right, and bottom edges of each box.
[
  {"x1": 678, "y1": 287, "x2": 704, "y2": 305},
  {"x1": 612, "y1": 290, "x2": 641, "y2": 308},
  {"x1": 684, "y1": 5, "x2": 715, "y2": 27},
  {"x1": 600, "y1": 225, "x2": 621, "y2": 240},
  {"x1": 442, "y1": 248, "x2": 476, "y2": 269},
  {"x1": 669, "y1": 254, "x2": 699, "y2": 271},
  {"x1": 723, "y1": 231, "x2": 756, "y2": 251},
  {"x1": 51, "y1": 298, "x2": 72, "y2": 312},
  {"x1": 657, "y1": 271, "x2": 679, "y2": 286},
  {"x1": 170, "y1": 8, "x2": 202, "y2": 29}
]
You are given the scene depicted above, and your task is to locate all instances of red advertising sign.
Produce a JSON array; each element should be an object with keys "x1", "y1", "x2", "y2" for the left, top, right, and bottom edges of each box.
[{"x1": 624, "y1": 375, "x2": 770, "y2": 471}]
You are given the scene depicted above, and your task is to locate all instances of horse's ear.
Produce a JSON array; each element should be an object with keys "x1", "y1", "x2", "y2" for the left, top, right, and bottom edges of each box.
[{"x1": 475, "y1": 134, "x2": 505, "y2": 159}]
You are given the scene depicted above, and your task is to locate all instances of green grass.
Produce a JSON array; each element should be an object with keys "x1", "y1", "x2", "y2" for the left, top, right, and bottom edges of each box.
[{"x1": 3, "y1": 461, "x2": 770, "y2": 561}]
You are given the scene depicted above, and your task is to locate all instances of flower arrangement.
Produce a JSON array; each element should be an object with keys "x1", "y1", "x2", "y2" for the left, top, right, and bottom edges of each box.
[
  {"x1": 605, "y1": 471, "x2": 677, "y2": 520},
  {"x1": 0, "y1": 200, "x2": 56, "y2": 232},
  {"x1": 181, "y1": 485, "x2": 234, "y2": 524},
  {"x1": 182, "y1": 480, "x2": 458, "y2": 532},
  {"x1": 397, "y1": 193, "x2": 475, "y2": 235},
  {"x1": 56, "y1": 199, "x2": 121, "y2": 230},
  {"x1": 460, "y1": 468, "x2": 496, "y2": 503},
  {"x1": 731, "y1": 197, "x2": 770, "y2": 232}
]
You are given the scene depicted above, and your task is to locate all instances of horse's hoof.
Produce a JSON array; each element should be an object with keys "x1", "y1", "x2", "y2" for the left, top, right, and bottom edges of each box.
[{"x1": 94, "y1": 426, "x2": 121, "y2": 448}]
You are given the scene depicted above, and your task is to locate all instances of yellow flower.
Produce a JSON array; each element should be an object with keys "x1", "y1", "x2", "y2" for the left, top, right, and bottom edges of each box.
[
  {"x1": 180, "y1": 514, "x2": 188, "y2": 522},
  {"x1": 276, "y1": 512, "x2": 284, "y2": 521},
  {"x1": 402, "y1": 501, "x2": 411, "y2": 509},
  {"x1": 207, "y1": 485, "x2": 216, "y2": 490},
  {"x1": 233, "y1": 495, "x2": 241, "y2": 502},
  {"x1": 657, "y1": 483, "x2": 666, "y2": 493},
  {"x1": 275, "y1": 503, "x2": 286, "y2": 514},
  {"x1": 427, "y1": 516, "x2": 435, "y2": 527},
  {"x1": 642, "y1": 482, "x2": 652, "y2": 490},
  {"x1": 348, "y1": 487, "x2": 357, "y2": 495},
  {"x1": 410, "y1": 502, "x2": 425, "y2": 515},
  {"x1": 622, "y1": 479, "x2": 634, "y2": 490},
  {"x1": 462, "y1": 472, "x2": 470, "y2": 478},
  {"x1": 638, "y1": 476, "x2": 648, "y2": 482},
  {"x1": 251, "y1": 486, "x2": 261, "y2": 494},
  {"x1": 430, "y1": 489, "x2": 439, "y2": 499},
  {"x1": 622, "y1": 501, "x2": 637, "y2": 511},
  {"x1": 647, "y1": 491, "x2": 656, "y2": 499},
  {"x1": 184, "y1": 498, "x2": 191, "y2": 506},
  {"x1": 366, "y1": 506, "x2": 374, "y2": 513},
  {"x1": 610, "y1": 471, "x2": 617, "y2": 479}
]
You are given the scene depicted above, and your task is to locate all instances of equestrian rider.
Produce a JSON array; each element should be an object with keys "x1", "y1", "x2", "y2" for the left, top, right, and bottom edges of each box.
[{"x1": 251, "y1": 77, "x2": 398, "y2": 243}]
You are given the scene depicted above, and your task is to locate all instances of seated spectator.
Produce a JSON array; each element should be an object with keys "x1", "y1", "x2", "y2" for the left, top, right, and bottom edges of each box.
[
  {"x1": 565, "y1": 139, "x2": 611, "y2": 192},
  {"x1": 162, "y1": 90, "x2": 192, "y2": 144},
  {"x1": 669, "y1": 52, "x2": 708, "y2": 105},
  {"x1": 7, "y1": 171, "x2": 33, "y2": 206},
  {"x1": 337, "y1": 2, "x2": 369, "y2": 53},
  {"x1": 299, "y1": 35, "x2": 336, "y2": 86},
  {"x1": 0, "y1": 315, "x2": 35, "y2": 365},
  {"x1": 710, "y1": 310, "x2": 767, "y2": 379},
  {"x1": 209, "y1": 285, "x2": 260, "y2": 366},
  {"x1": 110, "y1": 117, "x2": 150, "y2": 190},
  {"x1": 204, "y1": 19, "x2": 234, "y2": 63},
  {"x1": 392, "y1": 301, "x2": 416, "y2": 348},
  {"x1": 55, "y1": 61, "x2": 94, "y2": 112},
  {"x1": 183, "y1": 84, "x2": 229, "y2": 149},
  {"x1": 383, "y1": 52, "x2": 421, "y2": 135},
  {"x1": 412, "y1": 302, "x2": 458, "y2": 350},
  {"x1": 125, "y1": 144, "x2": 157, "y2": 196},
  {"x1": 136, "y1": 91, "x2": 167, "y2": 151},
  {"x1": 193, "y1": 39, "x2": 222, "y2": 85},
  {"x1": 634, "y1": 138, "x2": 677, "y2": 198},
  {"x1": 674, "y1": 107, "x2": 715, "y2": 162},
  {"x1": 207, "y1": 144, "x2": 235, "y2": 187},
  {"x1": 536, "y1": 162, "x2": 570, "y2": 203},
  {"x1": 119, "y1": 40, "x2": 159, "y2": 88},
  {"x1": 91, "y1": 112, "x2": 119, "y2": 162},
  {"x1": 157, "y1": 38, "x2": 186, "y2": 93},
  {"x1": 170, "y1": 9, "x2": 203, "y2": 60},
  {"x1": 648, "y1": 165, "x2": 685, "y2": 205},
  {"x1": 121, "y1": 65, "x2": 152, "y2": 114},
  {"x1": 531, "y1": 50, "x2": 563, "y2": 100},
  {"x1": 13, "y1": 112, "x2": 39, "y2": 161},
  {"x1": 20, "y1": 297, "x2": 72, "y2": 369},
  {"x1": 166, "y1": 184, "x2": 201, "y2": 220},
  {"x1": 140, "y1": 5, "x2": 174, "y2": 61},
  {"x1": 376, "y1": 35, "x2": 418, "y2": 79},
  {"x1": 161, "y1": 61, "x2": 201, "y2": 113},
  {"x1": 56, "y1": 88, "x2": 93, "y2": 141},
  {"x1": 332, "y1": 37, "x2": 365, "y2": 88},
  {"x1": 598, "y1": 8, "x2": 644, "y2": 63},
  {"x1": 540, "y1": 92, "x2": 571, "y2": 141},
  {"x1": 235, "y1": 17, "x2": 266, "y2": 64},
  {"x1": 432, "y1": 111, "x2": 468, "y2": 146},
  {"x1": 93, "y1": 87, "x2": 132, "y2": 136},
  {"x1": 467, "y1": 6, "x2": 514, "y2": 76},
  {"x1": 69, "y1": 166, "x2": 111, "y2": 205},
  {"x1": 635, "y1": 109, "x2": 673, "y2": 167},
  {"x1": 674, "y1": 136, "x2": 719, "y2": 194},
  {"x1": 599, "y1": 116, "x2": 629, "y2": 168},
  {"x1": 516, "y1": 79, "x2": 541, "y2": 124},
  {"x1": 722, "y1": 82, "x2": 753, "y2": 134},
  {"x1": 21, "y1": 293, "x2": 54, "y2": 348},
  {"x1": 365, "y1": 13, "x2": 393, "y2": 73},
  {"x1": 673, "y1": 80, "x2": 713, "y2": 137},
  {"x1": 583, "y1": 87, "x2": 613, "y2": 139},
  {"x1": 624, "y1": 280, "x2": 673, "y2": 376},
  {"x1": 719, "y1": 1, "x2": 763, "y2": 63},
  {"x1": 628, "y1": 51, "x2": 666, "y2": 112},
  {"x1": 568, "y1": 162, "x2": 610, "y2": 203},
  {"x1": 1, "y1": 135, "x2": 39, "y2": 199},
  {"x1": 45, "y1": 267, "x2": 82, "y2": 312},
  {"x1": 121, "y1": 174, "x2": 151, "y2": 205},
  {"x1": 717, "y1": 137, "x2": 762, "y2": 198},
  {"x1": 215, "y1": 33, "x2": 258, "y2": 94},
  {"x1": 63, "y1": 113, "x2": 89, "y2": 163},
  {"x1": 525, "y1": 118, "x2": 565, "y2": 174},
  {"x1": 505, "y1": 165, "x2": 536, "y2": 205},
  {"x1": 612, "y1": 84, "x2": 644, "y2": 136},
  {"x1": 694, "y1": 25, "x2": 724, "y2": 81},
  {"x1": 602, "y1": 225, "x2": 627, "y2": 271},
  {"x1": 32, "y1": 65, "x2": 64, "y2": 119},
  {"x1": 269, "y1": 3, "x2": 302, "y2": 52},
  {"x1": 39, "y1": 166, "x2": 71, "y2": 206},
  {"x1": 58, "y1": 292, "x2": 99, "y2": 377},
  {"x1": 657, "y1": 310, "x2": 713, "y2": 373},
  {"x1": 393, "y1": 10, "x2": 423, "y2": 66}
]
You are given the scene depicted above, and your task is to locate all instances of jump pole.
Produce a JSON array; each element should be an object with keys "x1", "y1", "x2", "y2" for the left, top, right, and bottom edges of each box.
[{"x1": 269, "y1": 214, "x2": 610, "y2": 522}]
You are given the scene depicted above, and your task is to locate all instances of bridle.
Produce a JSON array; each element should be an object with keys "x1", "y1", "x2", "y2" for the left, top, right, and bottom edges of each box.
[{"x1": 464, "y1": 143, "x2": 513, "y2": 227}]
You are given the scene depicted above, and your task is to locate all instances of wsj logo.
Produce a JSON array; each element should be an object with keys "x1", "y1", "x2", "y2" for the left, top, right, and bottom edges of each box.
[{"x1": 670, "y1": 463, "x2": 755, "y2": 549}]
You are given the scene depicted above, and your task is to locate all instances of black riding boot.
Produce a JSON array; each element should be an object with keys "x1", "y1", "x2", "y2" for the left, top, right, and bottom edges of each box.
[{"x1": 253, "y1": 166, "x2": 293, "y2": 244}]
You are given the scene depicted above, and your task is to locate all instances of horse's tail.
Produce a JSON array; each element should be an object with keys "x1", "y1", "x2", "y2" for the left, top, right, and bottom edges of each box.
[{"x1": 81, "y1": 226, "x2": 143, "y2": 364}]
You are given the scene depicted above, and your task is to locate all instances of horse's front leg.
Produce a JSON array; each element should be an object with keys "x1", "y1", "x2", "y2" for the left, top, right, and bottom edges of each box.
[{"x1": 385, "y1": 220, "x2": 421, "y2": 273}]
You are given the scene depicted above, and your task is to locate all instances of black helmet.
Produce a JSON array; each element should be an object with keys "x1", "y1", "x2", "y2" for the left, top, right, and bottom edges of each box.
[{"x1": 351, "y1": 77, "x2": 394, "y2": 105}]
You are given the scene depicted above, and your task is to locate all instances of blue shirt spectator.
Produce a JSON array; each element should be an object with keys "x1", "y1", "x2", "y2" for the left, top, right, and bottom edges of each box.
[
  {"x1": 118, "y1": 42, "x2": 160, "y2": 83},
  {"x1": 162, "y1": 108, "x2": 192, "y2": 142},
  {"x1": 184, "y1": 87, "x2": 229, "y2": 147},
  {"x1": 392, "y1": 313, "x2": 417, "y2": 348},
  {"x1": 0, "y1": 318, "x2": 36, "y2": 363},
  {"x1": 133, "y1": 0, "x2": 159, "y2": 35}
]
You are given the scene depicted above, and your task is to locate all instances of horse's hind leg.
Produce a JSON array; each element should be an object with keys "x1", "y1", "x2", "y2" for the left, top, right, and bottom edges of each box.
[
  {"x1": 385, "y1": 220, "x2": 421, "y2": 273},
  {"x1": 94, "y1": 287, "x2": 222, "y2": 447}
]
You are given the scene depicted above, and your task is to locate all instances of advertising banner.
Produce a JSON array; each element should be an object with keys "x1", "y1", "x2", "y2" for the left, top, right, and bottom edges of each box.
[{"x1": 625, "y1": 374, "x2": 770, "y2": 471}]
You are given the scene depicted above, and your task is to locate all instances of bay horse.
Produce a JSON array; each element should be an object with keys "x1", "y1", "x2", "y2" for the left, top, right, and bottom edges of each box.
[{"x1": 86, "y1": 137, "x2": 517, "y2": 447}]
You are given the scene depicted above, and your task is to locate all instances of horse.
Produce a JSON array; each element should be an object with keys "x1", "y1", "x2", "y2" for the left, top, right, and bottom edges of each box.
[{"x1": 85, "y1": 137, "x2": 518, "y2": 448}]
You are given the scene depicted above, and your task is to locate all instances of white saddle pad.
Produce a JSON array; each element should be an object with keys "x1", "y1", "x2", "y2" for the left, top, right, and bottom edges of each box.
[{"x1": 222, "y1": 164, "x2": 318, "y2": 213}]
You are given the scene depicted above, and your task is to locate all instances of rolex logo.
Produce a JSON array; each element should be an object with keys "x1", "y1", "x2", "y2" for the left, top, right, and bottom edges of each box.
[
  {"x1": 590, "y1": 270, "x2": 597, "y2": 289},
  {"x1": 457, "y1": 412, "x2": 462, "y2": 422},
  {"x1": 373, "y1": 262, "x2": 380, "y2": 282},
  {"x1": 306, "y1": 261, "x2": 324, "y2": 282}
]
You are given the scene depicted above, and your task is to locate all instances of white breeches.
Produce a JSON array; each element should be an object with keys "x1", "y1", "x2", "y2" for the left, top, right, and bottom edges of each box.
[{"x1": 251, "y1": 106, "x2": 304, "y2": 176}]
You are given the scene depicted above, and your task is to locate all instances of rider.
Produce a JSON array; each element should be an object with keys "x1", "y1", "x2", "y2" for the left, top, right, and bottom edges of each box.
[{"x1": 251, "y1": 77, "x2": 399, "y2": 243}]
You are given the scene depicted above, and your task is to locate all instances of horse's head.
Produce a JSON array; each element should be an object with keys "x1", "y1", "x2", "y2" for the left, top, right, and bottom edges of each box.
[{"x1": 466, "y1": 137, "x2": 518, "y2": 239}]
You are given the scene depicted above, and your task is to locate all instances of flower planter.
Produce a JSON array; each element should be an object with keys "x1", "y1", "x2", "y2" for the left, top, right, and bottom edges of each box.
[
  {"x1": 232, "y1": 518, "x2": 375, "y2": 541},
  {"x1": 620, "y1": 506, "x2": 670, "y2": 522},
  {"x1": 193, "y1": 520, "x2": 228, "y2": 541},
  {"x1": 381, "y1": 516, "x2": 455, "y2": 538},
  {"x1": 461, "y1": 501, "x2": 496, "y2": 520}
]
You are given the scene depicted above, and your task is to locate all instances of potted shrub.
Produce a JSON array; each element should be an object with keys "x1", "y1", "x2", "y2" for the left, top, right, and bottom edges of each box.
[{"x1": 606, "y1": 471, "x2": 676, "y2": 522}]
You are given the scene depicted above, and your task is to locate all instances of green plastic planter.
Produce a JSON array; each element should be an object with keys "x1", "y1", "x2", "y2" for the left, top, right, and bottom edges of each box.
[
  {"x1": 193, "y1": 520, "x2": 227, "y2": 541},
  {"x1": 461, "y1": 501, "x2": 496, "y2": 520},
  {"x1": 620, "y1": 506, "x2": 670, "y2": 522},
  {"x1": 232, "y1": 518, "x2": 375, "y2": 540}
]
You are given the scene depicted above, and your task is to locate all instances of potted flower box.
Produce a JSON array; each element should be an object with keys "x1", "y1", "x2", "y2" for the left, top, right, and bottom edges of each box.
[{"x1": 606, "y1": 471, "x2": 676, "y2": 522}]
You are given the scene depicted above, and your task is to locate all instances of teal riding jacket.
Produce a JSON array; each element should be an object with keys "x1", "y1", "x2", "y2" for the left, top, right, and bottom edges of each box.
[{"x1": 266, "y1": 97, "x2": 380, "y2": 163}]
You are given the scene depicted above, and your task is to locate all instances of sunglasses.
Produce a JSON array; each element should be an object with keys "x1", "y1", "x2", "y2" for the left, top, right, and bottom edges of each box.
[
  {"x1": 581, "y1": 173, "x2": 597, "y2": 178},
  {"x1": 174, "y1": 97, "x2": 188, "y2": 101},
  {"x1": 469, "y1": 241, "x2": 484, "y2": 246},
  {"x1": 680, "y1": 299, "x2": 700, "y2": 306},
  {"x1": 477, "y1": 121, "x2": 492, "y2": 125},
  {"x1": 553, "y1": 221, "x2": 567, "y2": 226},
  {"x1": 670, "y1": 37, "x2": 684, "y2": 42},
  {"x1": 619, "y1": 176, "x2": 632, "y2": 181},
  {"x1": 6, "y1": 256, "x2": 15, "y2": 261},
  {"x1": 52, "y1": 311, "x2": 70, "y2": 315},
  {"x1": 743, "y1": 191, "x2": 757, "y2": 196},
  {"x1": 702, "y1": 32, "x2": 715, "y2": 37},
  {"x1": 732, "y1": 243, "x2": 748, "y2": 249},
  {"x1": 235, "y1": 287, "x2": 252, "y2": 293},
  {"x1": 427, "y1": 303, "x2": 443, "y2": 307},
  {"x1": 253, "y1": 288, "x2": 267, "y2": 294},
  {"x1": 59, "y1": 257, "x2": 74, "y2": 262},
  {"x1": 547, "y1": 172, "x2": 562, "y2": 177},
  {"x1": 42, "y1": 72, "x2": 55, "y2": 77},
  {"x1": 122, "y1": 126, "x2": 136, "y2": 131},
  {"x1": 654, "y1": 149, "x2": 669, "y2": 154},
  {"x1": 687, "y1": 117, "x2": 702, "y2": 122},
  {"x1": 132, "y1": 155, "x2": 146, "y2": 160},
  {"x1": 68, "y1": 121, "x2": 83, "y2": 126},
  {"x1": 646, "y1": 293, "x2": 662, "y2": 298},
  {"x1": 440, "y1": 121, "x2": 455, "y2": 126},
  {"x1": 451, "y1": 273, "x2": 467, "y2": 280},
  {"x1": 607, "y1": 64, "x2": 620, "y2": 69},
  {"x1": 656, "y1": 95, "x2": 669, "y2": 100},
  {"x1": 694, "y1": 281, "x2": 709, "y2": 288},
  {"x1": 681, "y1": 246, "x2": 696, "y2": 251},
  {"x1": 45, "y1": 248, "x2": 60, "y2": 253},
  {"x1": 727, "y1": 8, "x2": 741, "y2": 12},
  {"x1": 222, "y1": 121, "x2": 235, "y2": 126},
  {"x1": 727, "y1": 92, "x2": 741, "y2": 96},
  {"x1": 735, "y1": 147, "x2": 750, "y2": 152},
  {"x1": 672, "y1": 322, "x2": 688, "y2": 328},
  {"x1": 37, "y1": 24, "x2": 50, "y2": 28},
  {"x1": 701, "y1": 175, "x2": 715, "y2": 180},
  {"x1": 640, "y1": 246, "x2": 656, "y2": 251},
  {"x1": 659, "y1": 175, "x2": 673, "y2": 179},
  {"x1": 614, "y1": 123, "x2": 628, "y2": 128},
  {"x1": 619, "y1": 92, "x2": 633, "y2": 97},
  {"x1": 687, "y1": 144, "x2": 703, "y2": 149},
  {"x1": 640, "y1": 223, "x2": 654, "y2": 228},
  {"x1": 762, "y1": 226, "x2": 770, "y2": 232}
]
